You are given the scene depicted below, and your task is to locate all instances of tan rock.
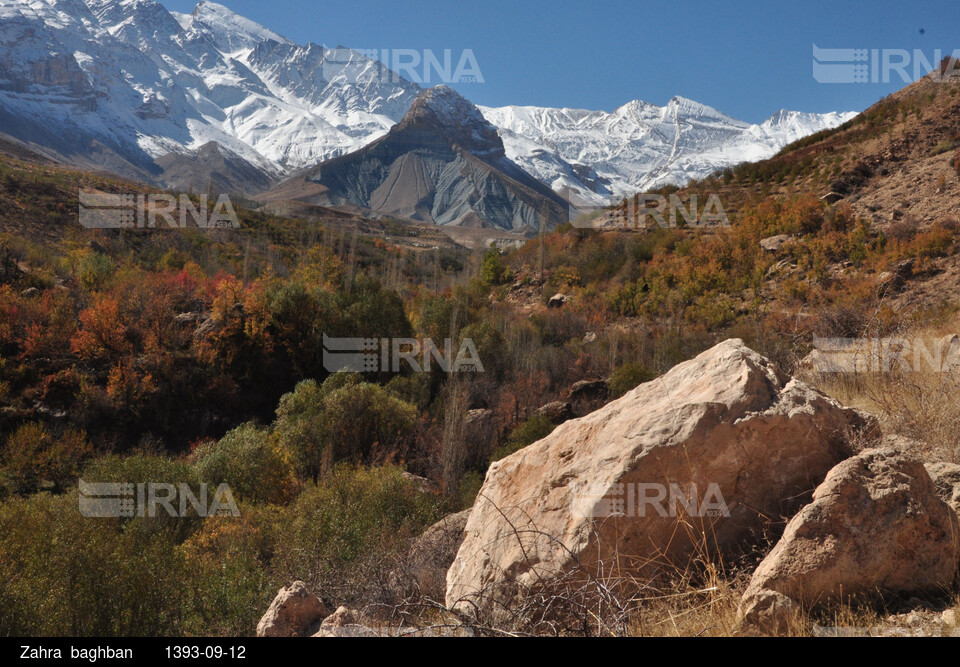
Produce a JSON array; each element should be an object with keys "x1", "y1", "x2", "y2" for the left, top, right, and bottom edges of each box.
[
  {"x1": 925, "y1": 461, "x2": 960, "y2": 516},
  {"x1": 738, "y1": 590, "x2": 800, "y2": 636},
  {"x1": 312, "y1": 624, "x2": 384, "y2": 637},
  {"x1": 742, "y1": 448, "x2": 960, "y2": 619},
  {"x1": 447, "y1": 339, "x2": 873, "y2": 617},
  {"x1": 534, "y1": 400, "x2": 573, "y2": 424},
  {"x1": 321, "y1": 605, "x2": 360, "y2": 628},
  {"x1": 759, "y1": 233, "x2": 794, "y2": 253},
  {"x1": 256, "y1": 581, "x2": 326, "y2": 637},
  {"x1": 400, "y1": 471, "x2": 439, "y2": 495}
]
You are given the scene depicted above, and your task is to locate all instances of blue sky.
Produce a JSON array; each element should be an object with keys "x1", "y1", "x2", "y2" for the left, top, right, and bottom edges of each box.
[{"x1": 165, "y1": 0, "x2": 960, "y2": 122}]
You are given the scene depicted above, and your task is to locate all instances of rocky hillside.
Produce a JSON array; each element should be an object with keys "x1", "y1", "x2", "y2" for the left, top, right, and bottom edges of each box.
[{"x1": 259, "y1": 86, "x2": 570, "y2": 232}]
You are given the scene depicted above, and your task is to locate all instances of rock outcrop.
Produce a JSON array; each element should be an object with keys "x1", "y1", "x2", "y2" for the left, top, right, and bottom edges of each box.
[
  {"x1": 256, "y1": 581, "x2": 327, "y2": 637},
  {"x1": 535, "y1": 401, "x2": 574, "y2": 424},
  {"x1": 446, "y1": 339, "x2": 874, "y2": 617},
  {"x1": 741, "y1": 448, "x2": 960, "y2": 633}
]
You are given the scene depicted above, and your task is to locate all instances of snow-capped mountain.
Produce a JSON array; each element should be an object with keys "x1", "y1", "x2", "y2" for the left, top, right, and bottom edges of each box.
[
  {"x1": 0, "y1": 0, "x2": 420, "y2": 189},
  {"x1": 480, "y1": 100, "x2": 857, "y2": 206},
  {"x1": 0, "y1": 0, "x2": 857, "y2": 211}
]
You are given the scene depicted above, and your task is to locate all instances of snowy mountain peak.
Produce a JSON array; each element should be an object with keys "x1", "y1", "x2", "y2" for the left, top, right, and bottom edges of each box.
[
  {"x1": 407, "y1": 85, "x2": 486, "y2": 128},
  {"x1": 400, "y1": 85, "x2": 503, "y2": 157},
  {"x1": 190, "y1": 1, "x2": 291, "y2": 52}
]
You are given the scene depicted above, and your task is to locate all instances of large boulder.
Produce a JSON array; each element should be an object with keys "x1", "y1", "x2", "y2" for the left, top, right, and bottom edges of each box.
[
  {"x1": 446, "y1": 339, "x2": 873, "y2": 617},
  {"x1": 741, "y1": 448, "x2": 960, "y2": 633},
  {"x1": 256, "y1": 581, "x2": 327, "y2": 637}
]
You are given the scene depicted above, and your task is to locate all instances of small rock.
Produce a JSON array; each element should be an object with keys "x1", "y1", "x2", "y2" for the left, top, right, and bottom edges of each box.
[
  {"x1": 256, "y1": 581, "x2": 326, "y2": 637},
  {"x1": 321, "y1": 606, "x2": 360, "y2": 628},
  {"x1": 759, "y1": 234, "x2": 794, "y2": 253},
  {"x1": 534, "y1": 401, "x2": 573, "y2": 424},
  {"x1": 739, "y1": 590, "x2": 799, "y2": 636},
  {"x1": 313, "y1": 624, "x2": 384, "y2": 637},
  {"x1": 400, "y1": 471, "x2": 439, "y2": 494},
  {"x1": 19, "y1": 287, "x2": 40, "y2": 298},
  {"x1": 547, "y1": 293, "x2": 568, "y2": 308}
]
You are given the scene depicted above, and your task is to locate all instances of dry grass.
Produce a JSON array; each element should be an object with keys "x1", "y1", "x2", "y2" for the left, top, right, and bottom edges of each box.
[{"x1": 802, "y1": 312, "x2": 960, "y2": 463}]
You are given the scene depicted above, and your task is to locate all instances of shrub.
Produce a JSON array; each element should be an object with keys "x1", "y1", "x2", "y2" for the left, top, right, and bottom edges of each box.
[
  {"x1": 910, "y1": 224, "x2": 953, "y2": 258},
  {"x1": 275, "y1": 465, "x2": 447, "y2": 604},
  {"x1": 77, "y1": 252, "x2": 115, "y2": 291},
  {"x1": 273, "y1": 379, "x2": 327, "y2": 482},
  {"x1": 607, "y1": 362, "x2": 657, "y2": 398},
  {"x1": 320, "y1": 382, "x2": 417, "y2": 466},
  {"x1": 192, "y1": 423, "x2": 295, "y2": 505},
  {"x1": 2, "y1": 422, "x2": 91, "y2": 494},
  {"x1": 0, "y1": 492, "x2": 190, "y2": 636},
  {"x1": 274, "y1": 378, "x2": 417, "y2": 480},
  {"x1": 492, "y1": 415, "x2": 556, "y2": 462},
  {"x1": 82, "y1": 453, "x2": 203, "y2": 541}
]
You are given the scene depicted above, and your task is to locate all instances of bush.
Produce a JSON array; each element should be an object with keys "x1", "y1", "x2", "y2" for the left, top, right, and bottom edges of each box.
[
  {"x1": 273, "y1": 379, "x2": 327, "y2": 482},
  {"x1": 492, "y1": 415, "x2": 556, "y2": 462},
  {"x1": 2, "y1": 422, "x2": 91, "y2": 494},
  {"x1": 320, "y1": 382, "x2": 417, "y2": 466},
  {"x1": 274, "y1": 378, "x2": 418, "y2": 481},
  {"x1": 0, "y1": 492, "x2": 190, "y2": 636},
  {"x1": 276, "y1": 465, "x2": 447, "y2": 604},
  {"x1": 192, "y1": 423, "x2": 295, "y2": 505},
  {"x1": 607, "y1": 362, "x2": 657, "y2": 398},
  {"x1": 77, "y1": 252, "x2": 115, "y2": 291},
  {"x1": 82, "y1": 453, "x2": 204, "y2": 542},
  {"x1": 0, "y1": 489, "x2": 278, "y2": 636}
]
